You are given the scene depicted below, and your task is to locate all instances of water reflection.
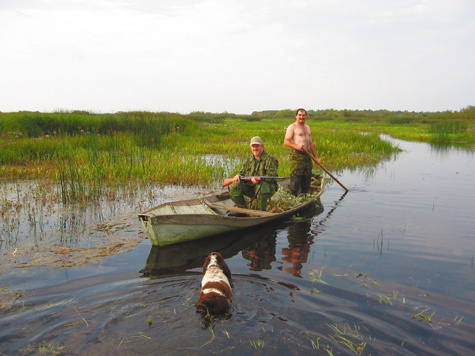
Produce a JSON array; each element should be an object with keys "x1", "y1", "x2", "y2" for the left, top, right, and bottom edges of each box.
[
  {"x1": 242, "y1": 234, "x2": 277, "y2": 271},
  {"x1": 141, "y1": 225, "x2": 280, "y2": 277},
  {"x1": 282, "y1": 226, "x2": 312, "y2": 277},
  {"x1": 280, "y1": 203, "x2": 324, "y2": 277}
]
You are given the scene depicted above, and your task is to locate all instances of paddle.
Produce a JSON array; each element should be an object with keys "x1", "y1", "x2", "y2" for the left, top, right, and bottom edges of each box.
[{"x1": 303, "y1": 149, "x2": 349, "y2": 192}]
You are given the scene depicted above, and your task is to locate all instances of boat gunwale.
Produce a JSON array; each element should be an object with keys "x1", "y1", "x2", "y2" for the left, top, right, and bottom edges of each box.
[{"x1": 139, "y1": 178, "x2": 325, "y2": 221}]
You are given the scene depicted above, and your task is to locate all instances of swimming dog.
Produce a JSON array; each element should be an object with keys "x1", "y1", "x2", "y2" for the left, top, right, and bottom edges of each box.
[{"x1": 196, "y1": 252, "x2": 232, "y2": 314}]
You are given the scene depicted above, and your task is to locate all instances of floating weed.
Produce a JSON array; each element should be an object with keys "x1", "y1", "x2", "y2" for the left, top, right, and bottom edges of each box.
[
  {"x1": 20, "y1": 342, "x2": 65, "y2": 356},
  {"x1": 250, "y1": 339, "x2": 265, "y2": 349},
  {"x1": 201, "y1": 326, "x2": 217, "y2": 347},
  {"x1": 312, "y1": 287, "x2": 321, "y2": 294},
  {"x1": 327, "y1": 323, "x2": 369, "y2": 356},
  {"x1": 412, "y1": 307, "x2": 435, "y2": 323},
  {"x1": 310, "y1": 337, "x2": 320, "y2": 349},
  {"x1": 377, "y1": 293, "x2": 393, "y2": 305},
  {"x1": 309, "y1": 266, "x2": 329, "y2": 285},
  {"x1": 180, "y1": 296, "x2": 194, "y2": 308},
  {"x1": 356, "y1": 272, "x2": 381, "y2": 289},
  {"x1": 73, "y1": 306, "x2": 89, "y2": 326},
  {"x1": 283, "y1": 337, "x2": 301, "y2": 347},
  {"x1": 454, "y1": 316, "x2": 463, "y2": 326},
  {"x1": 303, "y1": 330, "x2": 323, "y2": 350},
  {"x1": 0, "y1": 288, "x2": 23, "y2": 311},
  {"x1": 117, "y1": 332, "x2": 151, "y2": 349},
  {"x1": 222, "y1": 330, "x2": 230, "y2": 338}
]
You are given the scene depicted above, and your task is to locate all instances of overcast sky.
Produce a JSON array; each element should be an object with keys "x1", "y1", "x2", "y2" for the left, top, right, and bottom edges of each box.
[{"x1": 1, "y1": 0, "x2": 474, "y2": 114}]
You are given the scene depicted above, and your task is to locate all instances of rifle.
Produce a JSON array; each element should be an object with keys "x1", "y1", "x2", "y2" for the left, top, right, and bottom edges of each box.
[{"x1": 222, "y1": 176, "x2": 286, "y2": 187}]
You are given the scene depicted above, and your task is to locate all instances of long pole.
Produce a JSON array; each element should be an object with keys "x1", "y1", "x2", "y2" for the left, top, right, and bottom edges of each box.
[{"x1": 304, "y1": 149, "x2": 349, "y2": 192}]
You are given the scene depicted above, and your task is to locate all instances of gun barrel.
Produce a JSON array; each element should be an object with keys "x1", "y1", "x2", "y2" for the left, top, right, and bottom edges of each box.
[{"x1": 241, "y1": 176, "x2": 286, "y2": 180}]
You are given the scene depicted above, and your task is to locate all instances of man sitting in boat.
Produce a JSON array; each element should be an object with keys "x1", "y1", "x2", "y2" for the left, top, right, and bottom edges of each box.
[{"x1": 226, "y1": 136, "x2": 279, "y2": 211}]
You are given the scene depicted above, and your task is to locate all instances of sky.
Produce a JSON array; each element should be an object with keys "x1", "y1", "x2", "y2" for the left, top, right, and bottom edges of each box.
[{"x1": 1, "y1": 0, "x2": 474, "y2": 114}]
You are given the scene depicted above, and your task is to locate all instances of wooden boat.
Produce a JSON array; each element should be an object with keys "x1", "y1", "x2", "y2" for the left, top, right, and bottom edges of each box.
[{"x1": 138, "y1": 176, "x2": 325, "y2": 246}]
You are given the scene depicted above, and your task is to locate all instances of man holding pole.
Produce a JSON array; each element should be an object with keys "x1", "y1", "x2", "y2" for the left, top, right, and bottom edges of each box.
[
  {"x1": 284, "y1": 108, "x2": 321, "y2": 196},
  {"x1": 226, "y1": 136, "x2": 279, "y2": 211}
]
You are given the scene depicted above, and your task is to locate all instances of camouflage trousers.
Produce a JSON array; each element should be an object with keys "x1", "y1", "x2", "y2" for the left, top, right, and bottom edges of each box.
[
  {"x1": 290, "y1": 150, "x2": 313, "y2": 196},
  {"x1": 229, "y1": 181, "x2": 277, "y2": 211}
]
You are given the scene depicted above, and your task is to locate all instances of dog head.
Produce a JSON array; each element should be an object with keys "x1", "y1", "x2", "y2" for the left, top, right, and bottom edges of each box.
[{"x1": 196, "y1": 252, "x2": 232, "y2": 315}]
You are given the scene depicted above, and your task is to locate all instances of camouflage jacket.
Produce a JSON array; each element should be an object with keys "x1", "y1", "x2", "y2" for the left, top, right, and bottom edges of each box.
[{"x1": 239, "y1": 151, "x2": 279, "y2": 186}]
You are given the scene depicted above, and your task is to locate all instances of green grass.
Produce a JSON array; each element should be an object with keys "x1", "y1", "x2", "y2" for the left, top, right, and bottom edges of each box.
[{"x1": 0, "y1": 108, "x2": 473, "y2": 202}]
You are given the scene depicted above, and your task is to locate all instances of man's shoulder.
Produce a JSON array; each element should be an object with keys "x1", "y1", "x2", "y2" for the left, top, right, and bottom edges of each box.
[
  {"x1": 262, "y1": 151, "x2": 277, "y2": 161},
  {"x1": 245, "y1": 153, "x2": 255, "y2": 160}
]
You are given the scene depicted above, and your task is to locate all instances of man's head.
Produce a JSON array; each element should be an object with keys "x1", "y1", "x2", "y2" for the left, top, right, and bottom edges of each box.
[
  {"x1": 295, "y1": 108, "x2": 307, "y2": 124},
  {"x1": 250, "y1": 136, "x2": 264, "y2": 159}
]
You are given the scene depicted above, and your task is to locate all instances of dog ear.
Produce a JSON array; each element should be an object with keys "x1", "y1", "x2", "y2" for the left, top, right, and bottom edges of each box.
[
  {"x1": 216, "y1": 254, "x2": 232, "y2": 283},
  {"x1": 223, "y1": 265, "x2": 232, "y2": 284}
]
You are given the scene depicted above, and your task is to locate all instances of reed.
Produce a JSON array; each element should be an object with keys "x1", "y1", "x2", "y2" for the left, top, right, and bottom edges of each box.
[
  {"x1": 1, "y1": 108, "x2": 472, "y2": 202},
  {"x1": 428, "y1": 120, "x2": 471, "y2": 145}
]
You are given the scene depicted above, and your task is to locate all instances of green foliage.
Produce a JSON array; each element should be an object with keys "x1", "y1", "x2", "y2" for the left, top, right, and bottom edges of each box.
[
  {"x1": 0, "y1": 111, "x2": 181, "y2": 147},
  {"x1": 0, "y1": 107, "x2": 472, "y2": 202},
  {"x1": 428, "y1": 120, "x2": 471, "y2": 145},
  {"x1": 387, "y1": 117, "x2": 414, "y2": 125}
]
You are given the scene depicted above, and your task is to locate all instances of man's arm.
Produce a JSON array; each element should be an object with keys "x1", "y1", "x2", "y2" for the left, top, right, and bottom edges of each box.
[{"x1": 307, "y1": 129, "x2": 321, "y2": 164}]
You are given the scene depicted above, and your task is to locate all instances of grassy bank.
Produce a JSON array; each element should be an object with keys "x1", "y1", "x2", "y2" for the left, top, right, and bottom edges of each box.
[{"x1": 0, "y1": 108, "x2": 473, "y2": 202}]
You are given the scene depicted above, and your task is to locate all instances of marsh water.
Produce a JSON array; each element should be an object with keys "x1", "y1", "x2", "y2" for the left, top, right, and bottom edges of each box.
[{"x1": 0, "y1": 137, "x2": 474, "y2": 355}]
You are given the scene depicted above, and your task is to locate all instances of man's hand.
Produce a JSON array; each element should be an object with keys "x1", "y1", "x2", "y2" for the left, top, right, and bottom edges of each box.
[{"x1": 250, "y1": 177, "x2": 261, "y2": 184}]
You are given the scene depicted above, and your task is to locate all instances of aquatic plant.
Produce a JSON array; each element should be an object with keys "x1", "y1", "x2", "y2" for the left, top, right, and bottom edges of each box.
[
  {"x1": 250, "y1": 338, "x2": 265, "y2": 349},
  {"x1": 412, "y1": 307, "x2": 435, "y2": 323},
  {"x1": 309, "y1": 266, "x2": 329, "y2": 285},
  {"x1": 327, "y1": 323, "x2": 368, "y2": 356}
]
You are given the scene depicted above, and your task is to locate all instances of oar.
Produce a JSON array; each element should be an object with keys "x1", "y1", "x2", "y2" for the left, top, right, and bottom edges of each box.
[{"x1": 304, "y1": 149, "x2": 349, "y2": 192}]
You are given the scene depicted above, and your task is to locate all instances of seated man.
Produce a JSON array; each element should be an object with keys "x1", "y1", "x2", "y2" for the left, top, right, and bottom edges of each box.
[{"x1": 227, "y1": 136, "x2": 279, "y2": 211}]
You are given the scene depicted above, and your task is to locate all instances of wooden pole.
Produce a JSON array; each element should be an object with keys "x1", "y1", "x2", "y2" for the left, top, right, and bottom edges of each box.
[{"x1": 304, "y1": 149, "x2": 349, "y2": 192}]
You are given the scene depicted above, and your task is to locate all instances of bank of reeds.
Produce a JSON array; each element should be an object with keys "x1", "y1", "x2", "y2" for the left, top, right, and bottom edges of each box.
[{"x1": 0, "y1": 108, "x2": 473, "y2": 202}]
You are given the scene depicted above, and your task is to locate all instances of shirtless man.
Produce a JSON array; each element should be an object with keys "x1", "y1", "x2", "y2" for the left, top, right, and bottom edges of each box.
[{"x1": 284, "y1": 108, "x2": 321, "y2": 196}]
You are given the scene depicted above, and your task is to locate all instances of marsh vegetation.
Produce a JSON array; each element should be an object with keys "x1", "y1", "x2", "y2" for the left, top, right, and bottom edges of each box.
[{"x1": 1, "y1": 107, "x2": 473, "y2": 203}]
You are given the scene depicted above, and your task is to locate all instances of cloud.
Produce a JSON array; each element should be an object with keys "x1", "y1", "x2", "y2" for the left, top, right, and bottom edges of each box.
[{"x1": 0, "y1": 0, "x2": 474, "y2": 113}]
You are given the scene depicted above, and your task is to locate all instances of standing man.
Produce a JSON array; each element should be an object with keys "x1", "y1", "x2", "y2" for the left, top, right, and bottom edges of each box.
[
  {"x1": 228, "y1": 136, "x2": 279, "y2": 211},
  {"x1": 284, "y1": 108, "x2": 321, "y2": 196}
]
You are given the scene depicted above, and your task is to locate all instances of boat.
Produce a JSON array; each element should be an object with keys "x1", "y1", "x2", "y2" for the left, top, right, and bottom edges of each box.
[{"x1": 138, "y1": 176, "x2": 325, "y2": 246}]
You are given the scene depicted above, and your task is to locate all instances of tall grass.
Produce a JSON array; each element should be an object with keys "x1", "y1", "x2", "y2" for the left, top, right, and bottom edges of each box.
[
  {"x1": 428, "y1": 121, "x2": 471, "y2": 145},
  {"x1": 0, "y1": 108, "x2": 472, "y2": 202}
]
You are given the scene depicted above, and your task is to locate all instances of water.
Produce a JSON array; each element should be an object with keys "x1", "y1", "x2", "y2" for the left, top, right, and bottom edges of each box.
[{"x1": 0, "y1": 137, "x2": 474, "y2": 355}]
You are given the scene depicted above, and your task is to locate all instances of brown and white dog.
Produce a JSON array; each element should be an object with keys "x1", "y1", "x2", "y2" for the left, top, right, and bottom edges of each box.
[{"x1": 196, "y1": 252, "x2": 232, "y2": 315}]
